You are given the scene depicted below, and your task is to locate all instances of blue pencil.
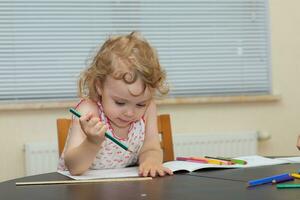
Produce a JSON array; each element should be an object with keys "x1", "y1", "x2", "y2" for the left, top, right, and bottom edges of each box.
[
  {"x1": 271, "y1": 176, "x2": 294, "y2": 184},
  {"x1": 248, "y1": 173, "x2": 291, "y2": 187}
]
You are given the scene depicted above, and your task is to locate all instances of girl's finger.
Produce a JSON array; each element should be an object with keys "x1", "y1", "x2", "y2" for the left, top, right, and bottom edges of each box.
[
  {"x1": 164, "y1": 167, "x2": 173, "y2": 175},
  {"x1": 80, "y1": 112, "x2": 93, "y2": 122},
  {"x1": 89, "y1": 117, "x2": 99, "y2": 126},
  {"x1": 142, "y1": 168, "x2": 150, "y2": 177},
  {"x1": 157, "y1": 169, "x2": 165, "y2": 177},
  {"x1": 93, "y1": 122, "x2": 103, "y2": 131},
  {"x1": 150, "y1": 168, "x2": 157, "y2": 177},
  {"x1": 138, "y1": 167, "x2": 143, "y2": 175},
  {"x1": 99, "y1": 125, "x2": 107, "y2": 135}
]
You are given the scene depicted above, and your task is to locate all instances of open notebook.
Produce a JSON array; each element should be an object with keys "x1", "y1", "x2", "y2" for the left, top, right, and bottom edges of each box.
[
  {"x1": 58, "y1": 155, "x2": 295, "y2": 180},
  {"x1": 163, "y1": 155, "x2": 290, "y2": 173}
]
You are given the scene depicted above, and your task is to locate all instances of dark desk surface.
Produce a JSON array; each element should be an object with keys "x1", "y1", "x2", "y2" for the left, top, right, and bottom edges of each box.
[{"x1": 1, "y1": 164, "x2": 300, "y2": 200}]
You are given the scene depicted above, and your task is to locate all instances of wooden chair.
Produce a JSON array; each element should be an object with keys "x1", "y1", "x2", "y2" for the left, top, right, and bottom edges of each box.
[
  {"x1": 56, "y1": 114, "x2": 174, "y2": 162},
  {"x1": 156, "y1": 114, "x2": 174, "y2": 162},
  {"x1": 56, "y1": 118, "x2": 71, "y2": 156}
]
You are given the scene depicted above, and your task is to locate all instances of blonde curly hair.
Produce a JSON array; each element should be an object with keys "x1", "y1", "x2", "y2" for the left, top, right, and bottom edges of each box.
[{"x1": 78, "y1": 32, "x2": 168, "y2": 100}]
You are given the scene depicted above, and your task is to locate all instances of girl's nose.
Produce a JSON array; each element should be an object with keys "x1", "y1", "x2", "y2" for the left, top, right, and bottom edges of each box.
[{"x1": 125, "y1": 107, "x2": 135, "y2": 117}]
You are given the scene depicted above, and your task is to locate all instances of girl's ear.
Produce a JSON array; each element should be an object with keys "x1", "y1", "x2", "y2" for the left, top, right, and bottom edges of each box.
[
  {"x1": 95, "y1": 80, "x2": 103, "y2": 96},
  {"x1": 96, "y1": 86, "x2": 102, "y2": 96}
]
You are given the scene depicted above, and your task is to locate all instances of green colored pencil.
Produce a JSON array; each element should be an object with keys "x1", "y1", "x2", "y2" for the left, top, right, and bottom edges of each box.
[
  {"x1": 69, "y1": 108, "x2": 133, "y2": 153},
  {"x1": 104, "y1": 132, "x2": 131, "y2": 152},
  {"x1": 228, "y1": 158, "x2": 247, "y2": 165},
  {"x1": 277, "y1": 184, "x2": 300, "y2": 189},
  {"x1": 69, "y1": 108, "x2": 81, "y2": 118}
]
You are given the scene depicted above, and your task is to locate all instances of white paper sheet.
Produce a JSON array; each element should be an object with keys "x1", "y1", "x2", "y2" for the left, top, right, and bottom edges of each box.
[
  {"x1": 274, "y1": 156, "x2": 300, "y2": 163},
  {"x1": 58, "y1": 167, "x2": 140, "y2": 180},
  {"x1": 235, "y1": 155, "x2": 289, "y2": 167}
]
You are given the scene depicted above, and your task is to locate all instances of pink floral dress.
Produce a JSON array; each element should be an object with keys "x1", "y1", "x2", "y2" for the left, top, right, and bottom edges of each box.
[{"x1": 58, "y1": 100, "x2": 145, "y2": 170}]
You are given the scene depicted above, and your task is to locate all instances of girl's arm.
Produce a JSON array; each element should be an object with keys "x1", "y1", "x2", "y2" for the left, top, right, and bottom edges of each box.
[
  {"x1": 297, "y1": 135, "x2": 300, "y2": 150},
  {"x1": 63, "y1": 100, "x2": 107, "y2": 175},
  {"x1": 138, "y1": 100, "x2": 173, "y2": 177}
]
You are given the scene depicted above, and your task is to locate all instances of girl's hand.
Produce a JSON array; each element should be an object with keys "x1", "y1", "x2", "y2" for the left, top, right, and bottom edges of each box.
[
  {"x1": 79, "y1": 112, "x2": 107, "y2": 145},
  {"x1": 138, "y1": 158, "x2": 173, "y2": 177}
]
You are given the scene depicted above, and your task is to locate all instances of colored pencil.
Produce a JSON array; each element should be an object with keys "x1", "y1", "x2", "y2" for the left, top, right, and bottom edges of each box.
[
  {"x1": 69, "y1": 107, "x2": 81, "y2": 118},
  {"x1": 291, "y1": 173, "x2": 300, "y2": 179},
  {"x1": 16, "y1": 177, "x2": 152, "y2": 186},
  {"x1": 69, "y1": 108, "x2": 133, "y2": 153},
  {"x1": 191, "y1": 157, "x2": 226, "y2": 165},
  {"x1": 248, "y1": 173, "x2": 291, "y2": 187},
  {"x1": 205, "y1": 156, "x2": 247, "y2": 165},
  {"x1": 277, "y1": 184, "x2": 300, "y2": 189},
  {"x1": 176, "y1": 156, "x2": 228, "y2": 165},
  {"x1": 203, "y1": 156, "x2": 234, "y2": 165},
  {"x1": 271, "y1": 176, "x2": 294, "y2": 184},
  {"x1": 176, "y1": 157, "x2": 208, "y2": 163}
]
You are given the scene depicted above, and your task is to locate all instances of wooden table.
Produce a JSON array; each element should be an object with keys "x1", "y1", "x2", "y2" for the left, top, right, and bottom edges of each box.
[{"x1": 1, "y1": 163, "x2": 300, "y2": 200}]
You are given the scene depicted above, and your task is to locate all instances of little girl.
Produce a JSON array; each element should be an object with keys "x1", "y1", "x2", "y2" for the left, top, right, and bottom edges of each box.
[{"x1": 58, "y1": 32, "x2": 173, "y2": 177}]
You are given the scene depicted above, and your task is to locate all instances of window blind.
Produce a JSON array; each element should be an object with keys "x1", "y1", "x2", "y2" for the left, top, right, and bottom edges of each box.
[{"x1": 0, "y1": 0, "x2": 271, "y2": 101}]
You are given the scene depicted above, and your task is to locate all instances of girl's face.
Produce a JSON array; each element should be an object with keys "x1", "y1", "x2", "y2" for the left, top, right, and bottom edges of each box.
[{"x1": 98, "y1": 75, "x2": 153, "y2": 129}]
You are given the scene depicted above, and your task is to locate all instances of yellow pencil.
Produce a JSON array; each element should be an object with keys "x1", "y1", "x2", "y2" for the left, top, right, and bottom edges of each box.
[
  {"x1": 191, "y1": 157, "x2": 224, "y2": 165},
  {"x1": 206, "y1": 159, "x2": 224, "y2": 165},
  {"x1": 291, "y1": 173, "x2": 300, "y2": 179}
]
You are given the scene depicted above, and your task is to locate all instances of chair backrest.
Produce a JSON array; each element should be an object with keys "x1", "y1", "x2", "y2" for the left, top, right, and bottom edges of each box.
[
  {"x1": 157, "y1": 114, "x2": 174, "y2": 162},
  {"x1": 56, "y1": 114, "x2": 174, "y2": 162},
  {"x1": 56, "y1": 118, "x2": 71, "y2": 156}
]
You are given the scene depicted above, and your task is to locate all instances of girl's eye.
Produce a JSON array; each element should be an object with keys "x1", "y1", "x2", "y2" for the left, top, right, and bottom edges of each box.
[
  {"x1": 136, "y1": 104, "x2": 146, "y2": 108},
  {"x1": 115, "y1": 101, "x2": 125, "y2": 106}
]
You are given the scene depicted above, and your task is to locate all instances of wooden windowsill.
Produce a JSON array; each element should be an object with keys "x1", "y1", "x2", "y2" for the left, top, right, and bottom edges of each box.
[
  {"x1": 155, "y1": 94, "x2": 281, "y2": 105},
  {"x1": 0, "y1": 94, "x2": 281, "y2": 111}
]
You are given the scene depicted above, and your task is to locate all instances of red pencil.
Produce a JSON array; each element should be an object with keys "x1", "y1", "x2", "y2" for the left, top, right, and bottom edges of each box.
[{"x1": 176, "y1": 157, "x2": 208, "y2": 163}]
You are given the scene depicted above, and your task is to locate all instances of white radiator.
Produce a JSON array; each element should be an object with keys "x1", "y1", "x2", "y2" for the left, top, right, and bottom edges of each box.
[
  {"x1": 173, "y1": 131, "x2": 257, "y2": 157},
  {"x1": 24, "y1": 142, "x2": 59, "y2": 176},
  {"x1": 24, "y1": 131, "x2": 257, "y2": 175}
]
